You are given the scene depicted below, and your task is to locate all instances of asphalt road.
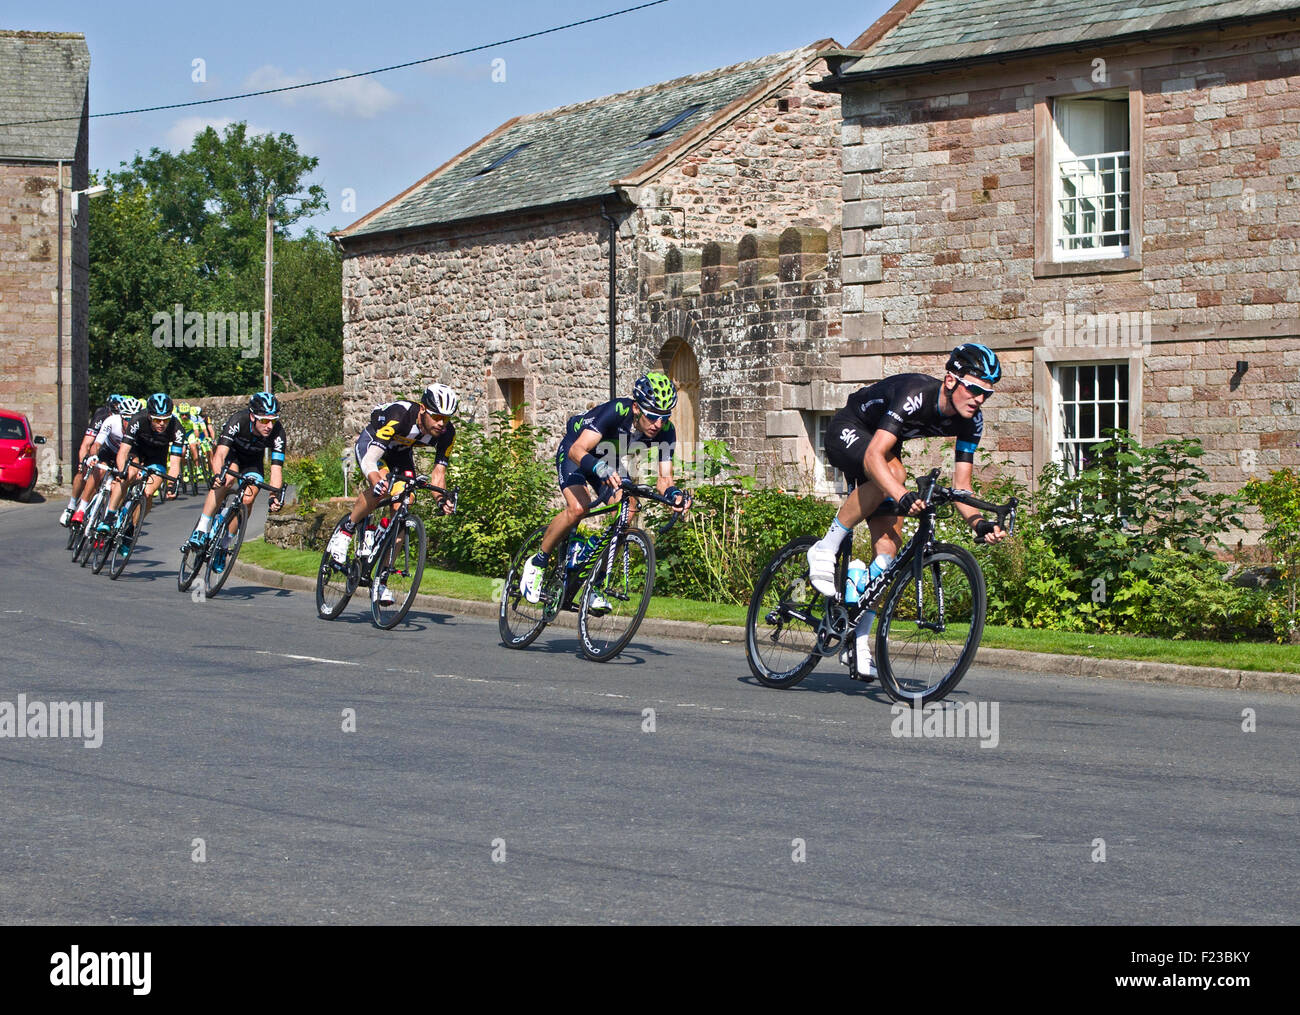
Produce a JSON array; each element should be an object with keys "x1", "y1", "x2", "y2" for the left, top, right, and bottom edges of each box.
[{"x1": 0, "y1": 491, "x2": 1296, "y2": 924}]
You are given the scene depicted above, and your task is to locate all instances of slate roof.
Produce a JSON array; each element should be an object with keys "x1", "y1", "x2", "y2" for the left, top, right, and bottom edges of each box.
[
  {"x1": 0, "y1": 31, "x2": 90, "y2": 161},
  {"x1": 835, "y1": 0, "x2": 1300, "y2": 79},
  {"x1": 336, "y1": 44, "x2": 832, "y2": 240}
]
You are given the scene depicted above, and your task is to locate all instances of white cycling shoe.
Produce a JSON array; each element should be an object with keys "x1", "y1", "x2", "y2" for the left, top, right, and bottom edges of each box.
[
  {"x1": 327, "y1": 530, "x2": 351, "y2": 564},
  {"x1": 586, "y1": 591, "x2": 612, "y2": 614},
  {"x1": 58, "y1": 507, "x2": 72, "y2": 527},
  {"x1": 520, "y1": 557, "x2": 543, "y2": 604},
  {"x1": 840, "y1": 639, "x2": 878, "y2": 682},
  {"x1": 807, "y1": 542, "x2": 838, "y2": 597},
  {"x1": 375, "y1": 584, "x2": 395, "y2": 607}
]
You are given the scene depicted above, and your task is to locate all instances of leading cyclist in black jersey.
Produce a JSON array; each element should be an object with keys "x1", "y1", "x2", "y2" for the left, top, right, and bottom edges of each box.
[
  {"x1": 518, "y1": 372, "x2": 691, "y2": 604},
  {"x1": 186, "y1": 391, "x2": 286, "y2": 550},
  {"x1": 807, "y1": 343, "x2": 1009, "y2": 679},
  {"x1": 326, "y1": 383, "x2": 459, "y2": 568}
]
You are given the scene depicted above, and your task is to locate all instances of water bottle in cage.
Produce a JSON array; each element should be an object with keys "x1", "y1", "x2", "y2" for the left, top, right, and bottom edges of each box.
[{"x1": 566, "y1": 534, "x2": 598, "y2": 571}]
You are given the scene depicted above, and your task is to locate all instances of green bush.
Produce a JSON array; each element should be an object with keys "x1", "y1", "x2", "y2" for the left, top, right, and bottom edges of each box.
[
  {"x1": 283, "y1": 438, "x2": 352, "y2": 507},
  {"x1": 1240, "y1": 468, "x2": 1300, "y2": 642},
  {"x1": 419, "y1": 409, "x2": 555, "y2": 575}
]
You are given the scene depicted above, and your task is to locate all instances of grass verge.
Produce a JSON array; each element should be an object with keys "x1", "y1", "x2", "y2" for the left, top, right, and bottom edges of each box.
[{"x1": 239, "y1": 539, "x2": 1299, "y2": 673}]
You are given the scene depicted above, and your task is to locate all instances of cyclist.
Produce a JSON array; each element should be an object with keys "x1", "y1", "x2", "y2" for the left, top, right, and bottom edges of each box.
[
  {"x1": 186, "y1": 391, "x2": 286, "y2": 558},
  {"x1": 61, "y1": 393, "x2": 126, "y2": 527},
  {"x1": 326, "y1": 384, "x2": 459, "y2": 603},
  {"x1": 806, "y1": 343, "x2": 1009, "y2": 680},
  {"x1": 175, "y1": 402, "x2": 210, "y2": 492},
  {"x1": 518, "y1": 371, "x2": 691, "y2": 605},
  {"x1": 101, "y1": 393, "x2": 184, "y2": 542},
  {"x1": 67, "y1": 395, "x2": 139, "y2": 528}
]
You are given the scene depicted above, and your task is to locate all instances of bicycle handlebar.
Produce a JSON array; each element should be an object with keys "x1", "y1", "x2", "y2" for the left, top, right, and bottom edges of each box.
[
  {"x1": 914, "y1": 468, "x2": 1017, "y2": 542},
  {"x1": 618, "y1": 479, "x2": 690, "y2": 535}
]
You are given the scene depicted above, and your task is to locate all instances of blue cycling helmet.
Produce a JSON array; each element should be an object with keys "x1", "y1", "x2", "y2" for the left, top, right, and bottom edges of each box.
[
  {"x1": 946, "y1": 343, "x2": 1002, "y2": 384},
  {"x1": 249, "y1": 391, "x2": 280, "y2": 417},
  {"x1": 108, "y1": 394, "x2": 126, "y2": 411},
  {"x1": 147, "y1": 392, "x2": 173, "y2": 418},
  {"x1": 632, "y1": 372, "x2": 678, "y2": 415}
]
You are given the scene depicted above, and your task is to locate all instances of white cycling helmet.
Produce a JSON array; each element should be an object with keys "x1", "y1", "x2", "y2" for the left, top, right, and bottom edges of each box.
[
  {"x1": 120, "y1": 397, "x2": 144, "y2": 416},
  {"x1": 421, "y1": 383, "x2": 459, "y2": 416}
]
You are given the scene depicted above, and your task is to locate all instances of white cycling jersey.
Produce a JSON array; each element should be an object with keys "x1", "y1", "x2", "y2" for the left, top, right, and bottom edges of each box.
[{"x1": 92, "y1": 413, "x2": 126, "y2": 458}]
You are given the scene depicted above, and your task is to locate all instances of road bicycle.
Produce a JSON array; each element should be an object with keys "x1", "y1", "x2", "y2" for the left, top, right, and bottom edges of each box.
[
  {"x1": 315, "y1": 471, "x2": 455, "y2": 629},
  {"x1": 746, "y1": 469, "x2": 1016, "y2": 704},
  {"x1": 98, "y1": 463, "x2": 171, "y2": 579},
  {"x1": 499, "y1": 479, "x2": 683, "y2": 661},
  {"x1": 68, "y1": 459, "x2": 113, "y2": 562},
  {"x1": 177, "y1": 467, "x2": 282, "y2": 598},
  {"x1": 179, "y1": 439, "x2": 212, "y2": 497}
]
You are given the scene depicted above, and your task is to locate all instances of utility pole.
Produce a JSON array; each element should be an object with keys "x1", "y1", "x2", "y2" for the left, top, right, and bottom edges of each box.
[{"x1": 263, "y1": 192, "x2": 274, "y2": 394}]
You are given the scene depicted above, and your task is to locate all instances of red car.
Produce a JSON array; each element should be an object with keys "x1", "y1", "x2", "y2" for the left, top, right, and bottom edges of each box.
[{"x1": 0, "y1": 409, "x2": 44, "y2": 500}]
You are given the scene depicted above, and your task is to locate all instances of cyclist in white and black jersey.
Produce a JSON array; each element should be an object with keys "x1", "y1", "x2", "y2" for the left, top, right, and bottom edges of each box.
[
  {"x1": 101, "y1": 393, "x2": 184, "y2": 536},
  {"x1": 64, "y1": 396, "x2": 140, "y2": 528},
  {"x1": 807, "y1": 344, "x2": 1009, "y2": 680},
  {"x1": 326, "y1": 384, "x2": 459, "y2": 569},
  {"x1": 61, "y1": 394, "x2": 130, "y2": 527}
]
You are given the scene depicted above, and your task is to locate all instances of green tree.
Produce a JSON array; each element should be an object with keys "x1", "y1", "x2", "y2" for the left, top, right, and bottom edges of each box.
[{"x1": 89, "y1": 122, "x2": 340, "y2": 404}]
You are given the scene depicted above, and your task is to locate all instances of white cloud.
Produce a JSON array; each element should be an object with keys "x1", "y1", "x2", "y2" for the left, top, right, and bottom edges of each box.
[
  {"x1": 165, "y1": 116, "x2": 273, "y2": 150},
  {"x1": 244, "y1": 65, "x2": 401, "y2": 119}
]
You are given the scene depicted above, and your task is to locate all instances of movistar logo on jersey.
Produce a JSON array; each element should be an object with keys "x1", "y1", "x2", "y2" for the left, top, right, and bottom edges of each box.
[
  {"x1": 617, "y1": 402, "x2": 629, "y2": 417},
  {"x1": 903, "y1": 393, "x2": 923, "y2": 415}
]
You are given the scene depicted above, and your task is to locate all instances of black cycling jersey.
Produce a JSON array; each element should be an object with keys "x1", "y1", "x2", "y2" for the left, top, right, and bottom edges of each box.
[
  {"x1": 839, "y1": 373, "x2": 982, "y2": 463},
  {"x1": 556, "y1": 398, "x2": 675, "y2": 490},
  {"x1": 218, "y1": 410, "x2": 287, "y2": 467},
  {"x1": 360, "y1": 401, "x2": 454, "y2": 468},
  {"x1": 121, "y1": 411, "x2": 184, "y2": 458},
  {"x1": 84, "y1": 403, "x2": 114, "y2": 438}
]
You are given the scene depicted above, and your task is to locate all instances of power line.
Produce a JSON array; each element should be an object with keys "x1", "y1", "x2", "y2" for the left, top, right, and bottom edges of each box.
[{"x1": 0, "y1": 1, "x2": 671, "y2": 129}]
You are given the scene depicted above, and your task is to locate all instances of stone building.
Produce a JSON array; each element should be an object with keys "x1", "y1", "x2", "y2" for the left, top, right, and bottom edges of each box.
[
  {"x1": 0, "y1": 30, "x2": 91, "y2": 484},
  {"x1": 817, "y1": 0, "x2": 1300, "y2": 514},
  {"x1": 333, "y1": 43, "x2": 850, "y2": 488}
]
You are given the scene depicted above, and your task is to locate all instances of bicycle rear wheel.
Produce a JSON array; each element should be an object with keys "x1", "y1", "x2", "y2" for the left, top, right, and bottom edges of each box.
[
  {"x1": 876, "y1": 542, "x2": 986, "y2": 705},
  {"x1": 371, "y1": 514, "x2": 426, "y2": 629},
  {"x1": 315, "y1": 524, "x2": 359, "y2": 619},
  {"x1": 90, "y1": 499, "x2": 125, "y2": 574},
  {"x1": 202, "y1": 505, "x2": 247, "y2": 597},
  {"x1": 578, "y1": 528, "x2": 653, "y2": 661},
  {"x1": 745, "y1": 536, "x2": 825, "y2": 688},
  {"x1": 499, "y1": 527, "x2": 555, "y2": 649}
]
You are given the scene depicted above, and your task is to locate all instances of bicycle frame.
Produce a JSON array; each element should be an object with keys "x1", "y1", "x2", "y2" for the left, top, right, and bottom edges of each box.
[{"x1": 808, "y1": 470, "x2": 1016, "y2": 657}]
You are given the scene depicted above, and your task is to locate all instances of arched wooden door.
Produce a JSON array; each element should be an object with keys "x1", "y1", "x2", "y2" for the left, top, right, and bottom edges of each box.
[{"x1": 658, "y1": 338, "x2": 699, "y2": 455}]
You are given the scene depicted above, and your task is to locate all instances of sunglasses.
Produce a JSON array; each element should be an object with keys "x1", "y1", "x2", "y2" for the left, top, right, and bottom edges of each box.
[
  {"x1": 951, "y1": 376, "x2": 995, "y2": 399},
  {"x1": 640, "y1": 410, "x2": 671, "y2": 423},
  {"x1": 252, "y1": 414, "x2": 279, "y2": 422}
]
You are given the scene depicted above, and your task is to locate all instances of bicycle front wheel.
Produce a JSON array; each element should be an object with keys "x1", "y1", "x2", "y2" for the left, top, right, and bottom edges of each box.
[
  {"x1": 203, "y1": 506, "x2": 247, "y2": 597},
  {"x1": 315, "y1": 525, "x2": 358, "y2": 620},
  {"x1": 876, "y1": 543, "x2": 986, "y2": 705},
  {"x1": 108, "y1": 509, "x2": 143, "y2": 580},
  {"x1": 371, "y1": 514, "x2": 426, "y2": 629},
  {"x1": 745, "y1": 536, "x2": 825, "y2": 689},
  {"x1": 498, "y1": 527, "x2": 554, "y2": 649},
  {"x1": 578, "y1": 528, "x2": 653, "y2": 661}
]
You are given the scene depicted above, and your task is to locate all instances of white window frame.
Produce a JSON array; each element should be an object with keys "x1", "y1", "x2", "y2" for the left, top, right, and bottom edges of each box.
[
  {"x1": 1052, "y1": 94, "x2": 1131, "y2": 261},
  {"x1": 1050, "y1": 361, "x2": 1132, "y2": 476},
  {"x1": 808, "y1": 412, "x2": 849, "y2": 497}
]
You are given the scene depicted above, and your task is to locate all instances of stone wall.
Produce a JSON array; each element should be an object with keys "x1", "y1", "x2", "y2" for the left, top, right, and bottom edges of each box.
[
  {"x1": 836, "y1": 17, "x2": 1300, "y2": 531},
  {"x1": 634, "y1": 59, "x2": 842, "y2": 255},
  {"x1": 342, "y1": 205, "x2": 640, "y2": 442},
  {"x1": 179, "y1": 385, "x2": 344, "y2": 460},
  {"x1": 0, "y1": 156, "x2": 89, "y2": 484},
  {"x1": 634, "y1": 226, "x2": 842, "y2": 484}
]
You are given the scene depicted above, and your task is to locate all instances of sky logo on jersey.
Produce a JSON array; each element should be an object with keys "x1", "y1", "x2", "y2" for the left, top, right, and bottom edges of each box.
[
  {"x1": 903, "y1": 393, "x2": 924, "y2": 415},
  {"x1": 840, "y1": 428, "x2": 859, "y2": 448}
]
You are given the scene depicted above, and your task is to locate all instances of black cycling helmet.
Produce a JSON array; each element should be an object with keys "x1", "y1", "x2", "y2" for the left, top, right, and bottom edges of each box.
[
  {"x1": 946, "y1": 343, "x2": 1002, "y2": 384},
  {"x1": 147, "y1": 392, "x2": 172, "y2": 418},
  {"x1": 632, "y1": 372, "x2": 678, "y2": 415},
  {"x1": 249, "y1": 391, "x2": 280, "y2": 417}
]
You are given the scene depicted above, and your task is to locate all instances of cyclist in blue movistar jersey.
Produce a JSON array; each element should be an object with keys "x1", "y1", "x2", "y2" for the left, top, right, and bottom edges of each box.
[
  {"x1": 807, "y1": 344, "x2": 1009, "y2": 679},
  {"x1": 518, "y1": 372, "x2": 691, "y2": 604}
]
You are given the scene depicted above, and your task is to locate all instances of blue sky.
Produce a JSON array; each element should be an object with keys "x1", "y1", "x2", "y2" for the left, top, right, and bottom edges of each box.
[{"x1": 26, "y1": 0, "x2": 887, "y2": 235}]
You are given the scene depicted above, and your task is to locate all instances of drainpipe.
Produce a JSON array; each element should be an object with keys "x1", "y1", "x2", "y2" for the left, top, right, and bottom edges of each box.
[
  {"x1": 56, "y1": 160, "x2": 65, "y2": 482},
  {"x1": 601, "y1": 200, "x2": 618, "y2": 401}
]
